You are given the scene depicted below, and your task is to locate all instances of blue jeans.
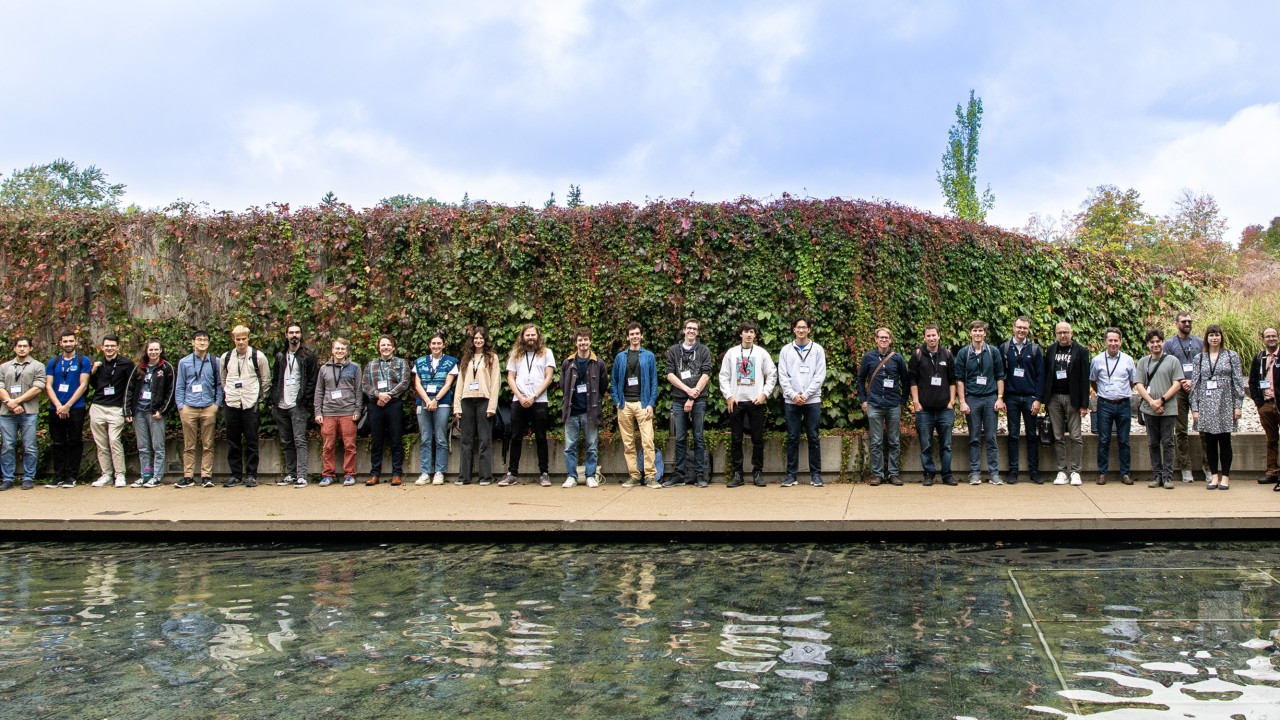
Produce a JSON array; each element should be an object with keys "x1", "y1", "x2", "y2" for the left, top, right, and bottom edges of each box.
[
  {"x1": 866, "y1": 404, "x2": 901, "y2": 478},
  {"x1": 784, "y1": 402, "x2": 822, "y2": 478},
  {"x1": 966, "y1": 394, "x2": 998, "y2": 474},
  {"x1": 671, "y1": 397, "x2": 707, "y2": 482},
  {"x1": 1096, "y1": 399, "x2": 1131, "y2": 476},
  {"x1": 0, "y1": 413, "x2": 37, "y2": 482},
  {"x1": 563, "y1": 413, "x2": 599, "y2": 480},
  {"x1": 134, "y1": 413, "x2": 167, "y2": 481},
  {"x1": 1005, "y1": 394, "x2": 1039, "y2": 474},
  {"x1": 417, "y1": 405, "x2": 452, "y2": 475},
  {"x1": 915, "y1": 408, "x2": 954, "y2": 478}
]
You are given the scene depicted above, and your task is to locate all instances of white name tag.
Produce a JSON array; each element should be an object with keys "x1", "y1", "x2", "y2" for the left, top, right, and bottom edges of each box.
[
  {"x1": 798, "y1": 365, "x2": 811, "y2": 374},
  {"x1": 1183, "y1": 363, "x2": 1194, "y2": 373},
  {"x1": 576, "y1": 383, "x2": 588, "y2": 394},
  {"x1": 1206, "y1": 380, "x2": 1218, "y2": 390},
  {"x1": 191, "y1": 383, "x2": 203, "y2": 393},
  {"x1": 931, "y1": 376, "x2": 942, "y2": 386},
  {"x1": 330, "y1": 390, "x2": 343, "y2": 399},
  {"x1": 141, "y1": 390, "x2": 152, "y2": 401},
  {"x1": 8, "y1": 384, "x2": 21, "y2": 395},
  {"x1": 627, "y1": 377, "x2": 639, "y2": 386},
  {"x1": 103, "y1": 387, "x2": 115, "y2": 396},
  {"x1": 1012, "y1": 368, "x2": 1025, "y2": 378},
  {"x1": 377, "y1": 380, "x2": 389, "y2": 390},
  {"x1": 976, "y1": 376, "x2": 988, "y2": 386},
  {"x1": 58, "y1": 383, "x2": 70, "y2": 393},
  {"x1": 233, "y1": 381, "x2": 243, "y2": 389},
  {"x1": 1262, "y1": 381, "x2": 1272, "y2": 390},
  {"x1": 469, "y1": 382, "x2": 480, "y2": 391},
  {"x1": 286, "y1": 376, "x2": 298, "y2": 385},
  {"x1": 680, "y1": 370, "x2": 692, "y2": 380},
  {"x1": 882, "y1": 378, "x2": 895, "y2": 388},
  {"x1": 1056, "y1": 370, "x2": 1068, "y2": 380},
  {"x1": 425, "y1": 384, "x2": 439, "y2": 393}
]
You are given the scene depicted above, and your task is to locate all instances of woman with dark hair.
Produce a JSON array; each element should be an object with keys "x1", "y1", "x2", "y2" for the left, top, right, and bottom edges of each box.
[
  {"x1": 1190, "y1": 323, "x2": 1245, "y2": 489},
  {"x1": 413, "y1": 332, "x2": 458, "y2": 485},
  {"x1": 454, "y1": 326, "x2": 501, "y2": 485},
  {"x1": 124, "y1": 339, "x2": 174, "y2": 488}
]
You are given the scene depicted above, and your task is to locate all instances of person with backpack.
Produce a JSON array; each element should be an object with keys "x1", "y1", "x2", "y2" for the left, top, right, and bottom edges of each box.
[
  {"x1": 1136, "y1": 328, "x2": 1185, "y2": 490},
  {"x1": 454, "y1": 326, "x2": 501, "y2": 486},
  {"x1": 1000, "y1": 316, "x2": 1044, "y2": 485},
  {"x1": 174, "y1": 329, "x2": 223, "y2": 488},
  {"x1": 123, "y1": 339, "x2": 175, "y2": 488},
  {"x1": 1190, "y1": 324, "x2": 1245, "y2": 490},
  {"x1": 219, "y1": 325, "x2": 271, "y2": 488},
  {"x1": 956, "y1": 320, "x2": 1006, "y2": 485},
  {"x1": 857, "y1": 327, "x2": 907, "y2": 486},
  {"x1": 908, "y1": 324, "x2": 957, "y2": 486},
  {"x1": 663, "y1": 318, "x2": 714, "y2": 488}
]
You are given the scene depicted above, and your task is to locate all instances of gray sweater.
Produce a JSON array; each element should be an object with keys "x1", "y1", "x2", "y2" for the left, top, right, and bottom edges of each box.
[{"x1": 314, "y1": 360, "x2": 363, "y2": 417}]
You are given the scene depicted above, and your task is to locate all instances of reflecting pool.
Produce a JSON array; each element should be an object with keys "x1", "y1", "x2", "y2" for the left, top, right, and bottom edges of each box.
[{"x1": 1, "y1": 541, "x2": 1279, "y2": 718}]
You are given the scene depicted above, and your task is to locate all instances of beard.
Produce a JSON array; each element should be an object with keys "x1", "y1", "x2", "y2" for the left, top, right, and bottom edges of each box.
[{"x1": 524, "y1": 338, "x2": 538, "y2": 350}]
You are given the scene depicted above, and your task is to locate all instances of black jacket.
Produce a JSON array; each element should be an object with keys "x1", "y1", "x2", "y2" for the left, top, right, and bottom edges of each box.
[
  {"x1": 89, "y1": 356, "x2": 135, "y2": 408},
  {"x1": 1247, "y1": 349, "x2": 1280, "y2": 408},
  {"x1": 560, "y1": 352, "x2": 608, "y2": 426},
  {"x1": 124, "y1": 358, "x2": 175, "y2": 418},
  {"x1": 907, "y1": 344, "x2": 956, "y2": 411},
  {"x1": 271, "y1": 346, "x2": 318, "y2": 411},
  {"x1": 1041, "y1": 341, "x2": 1090, "y2": 410}
]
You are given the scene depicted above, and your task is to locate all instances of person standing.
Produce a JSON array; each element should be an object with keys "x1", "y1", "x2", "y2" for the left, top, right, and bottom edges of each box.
[
  {"x1": 272, "y1": 323, "x2": 318, "y2": 488},
  {"x1": 613, "y1": 322, "x2": 661, "y2": 488},
  {"x1": 1043, "y1": 322, "x2": 1090, "y2": 486},
  {"x1": 663, "y1": 319, "x2": 713, "y2": 488},
  {"x1": 778, "y1": 318, "x2": 827, "y2": 487},
  {"x1": 1090, "y1": 328, "x2": 1137, "y2": 485},
  {"x1": 1190, "y1": 324, "x2": 1245, "y2": 490},
  {"x1": 500, "y1": 324, "x2": 555, "y2": 487},
  {"x1": 220, "y1": 325, "x2": 271, "y2": 488},
  {"x1": 44, "y1": 330, "x2": 91, "y2": 488},
  {"x1": 362, "y1": 335, "x2": 410, "y2": 486},
  {"x1": 1135, "y1": 329, "x2": 1183, "y2": 490},
  {"x1": 1247, "y1": 328, "x2": 1280, "y2": 486},
  {"x1": 999, "y1": 316, "x2": 1043, "y2": 485},
  {"x1": 561, "y1": 327, "x2": 607, "y2": 488},
  {"x1": 314, "y1": 338, "x2": 362, "y2": 487},
  {"x1": 907, "y1": 324, "x2": 957, "y2": 486},
  {"x1": 88, "y1": 335, "x2": 134, "y2": 488},
  {"x1": 454, "y1": 326, "x2": 501, "y2": 486},
  {"x1": 124, "y1": 339, "x2": 174, "y2": 488},
  {"x1": 718, "y1": 321, "x2": 777, "y2": 488},
  {"x1": 0, "y1": 337, "x2": 45, "y2": 491},
  {"x1": 955, "y1": 320, "x2": 1006, "y2": 485},
  {"x1": 413, "y1": 332, "x2": 458, "y2": 486},
  {"x1": 1165, "y1": 311, "x2": 1207, "y2": 482},
  {"x1": 856, "y1": 328, "x2": 907, "y2": 486},
  {"x1": 175, "y1": 330, "x2": 222, "y2": 488}
]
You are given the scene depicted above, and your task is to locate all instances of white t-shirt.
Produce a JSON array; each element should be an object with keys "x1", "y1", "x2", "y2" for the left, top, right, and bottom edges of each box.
[{"x1": 507, "y1": 349, "x2": 556, "y2": 403}]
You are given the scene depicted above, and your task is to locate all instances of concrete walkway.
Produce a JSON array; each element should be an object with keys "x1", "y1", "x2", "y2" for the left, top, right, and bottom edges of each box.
[{"x1": 2, "y1": 476, "x2": 1278, "y2": 533}]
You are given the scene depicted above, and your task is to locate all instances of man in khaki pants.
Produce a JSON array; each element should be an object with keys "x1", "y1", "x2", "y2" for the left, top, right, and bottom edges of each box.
[
  {"x1": 609, "y1": 322, "x2": 659, "y2": 488},
  {"x1": 88, "y1": 335, "x2": 134, "y2": 487},
  {"x1": 174, "y1": 330, "x2": 222, "y2": 488}
]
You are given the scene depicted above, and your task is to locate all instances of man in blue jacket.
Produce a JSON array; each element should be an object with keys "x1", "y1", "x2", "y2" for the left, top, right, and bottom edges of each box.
[
  {"x1": 610, "y1": 322, "x2": 659, "y2": 488},
  {"x1": 1000, "y1": 316, "x2": 1044, "y2": 484}
]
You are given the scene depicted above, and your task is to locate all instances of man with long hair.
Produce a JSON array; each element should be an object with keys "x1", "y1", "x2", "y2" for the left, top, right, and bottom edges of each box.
[
  {"x1": 272, "y1": 322, "x2": 318, "y2": 487},
  {"x1": 500, "y1": 324, "x2": 555, "y2": 487}
]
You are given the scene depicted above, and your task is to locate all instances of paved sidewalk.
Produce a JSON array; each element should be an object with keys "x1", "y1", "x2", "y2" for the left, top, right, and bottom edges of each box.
[{"x1": 2, "y1": 477, "x2": 1278, "y2": 533}]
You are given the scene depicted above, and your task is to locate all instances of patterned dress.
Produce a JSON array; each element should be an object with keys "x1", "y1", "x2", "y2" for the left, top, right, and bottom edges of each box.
[{"x1": 1189, "y1": 350, "x2": 1245, "y2": 434}]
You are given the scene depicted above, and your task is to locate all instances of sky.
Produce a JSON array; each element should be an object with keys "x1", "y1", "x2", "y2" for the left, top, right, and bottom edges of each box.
[{"x1": 2, "y1": 1, "x2": 1277, "y2": 240}]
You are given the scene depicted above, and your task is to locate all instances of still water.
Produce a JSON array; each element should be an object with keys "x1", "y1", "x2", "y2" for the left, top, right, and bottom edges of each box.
[{"x1": 1, "y1": 540, "x2": 1278, "y2": 719}]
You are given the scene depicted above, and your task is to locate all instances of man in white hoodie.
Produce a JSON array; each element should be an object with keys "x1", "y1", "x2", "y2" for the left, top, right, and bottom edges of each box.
[
  {"x1": 777, "y1": 317, "x2": 826, "y2": 487},
  {"x1": 719, "y1": 321, "x2": 777, "y2": 488}
]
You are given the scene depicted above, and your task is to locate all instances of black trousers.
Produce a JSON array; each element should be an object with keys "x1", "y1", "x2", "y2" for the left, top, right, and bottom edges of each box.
[
  {"x1": 508, "y1": 401, "x2": 549, "y2": 475},
  {"x1": 368, "y1": 400, "x2": 405, "y2": 475},
  {"x1": 729, "y1": 402, "x2": 766, "y2": 473},
  {"x1": 458, "y1": 398, "x2": 492, "y2": 484},
  {"x1": 49, "y1": 407, "x2": 87, "y2": 482},
  {"x1": 223, "y1": 406, "x2": 260, "y2": 478}
]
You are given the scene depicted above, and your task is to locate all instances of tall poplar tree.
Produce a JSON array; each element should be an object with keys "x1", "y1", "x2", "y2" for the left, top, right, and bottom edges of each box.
[{"x1": 937, "y1": 90, "x2": 995, "y2": 222}]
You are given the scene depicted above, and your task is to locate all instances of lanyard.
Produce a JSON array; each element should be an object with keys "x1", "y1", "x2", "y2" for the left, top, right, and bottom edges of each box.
[
  {"x1": 1266, "y1": 353, "x2": 1277, "y2": 381},
  {"x1": 286, "y1": 352, "x2": 296, "y2": 376},
  {"x1": 234, "y1": 351, "x2": 249, "y2": 378},
  {"x1": 193, "y1": 355, "x2": 207, "y2": 386},
  {"x1": 1104, "y1": 353, "x2": 1120, "y2": 379},
  {"x1": 794, "y1": 343, "x2": 812, "y2": 364},
  {"x1": 1207, "y1": 350, "x2": 1221, "y2": 379},
  {"x1": 926, "y1": 350, "x2": 940, "y2": 378},
  {"x1": 331, "y1": 361, "x2": 345, "y2": 388},
  {"x1": 471, "y1": 357, "x2": 483, "y2": 380},
  {"x1": 966, "y1": 344, "x2": 987, "y2": 377},
  {"x1": 1177, "y1": 336, "x2": 1195, "y2": 361},
  {"x1": 1009, "y1": 341, "x2": 1029, "y2": 367},
  {"x1": 9, "y1": 361, "x2": 28, "y2": 388},
  {"x1": 59, "y1": 354, "x2": 78, "y2": 380}
]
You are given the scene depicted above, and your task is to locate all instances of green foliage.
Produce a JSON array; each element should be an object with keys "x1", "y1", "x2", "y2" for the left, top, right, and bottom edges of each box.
[
  {"x1": 567, "y1": 184, "x2": 583, "y2": 208},
  {"x1": 378, "y1": 193, "x2": 444, "y2": 209},
  {"x1": 937, "y1": 90, "x2": 995, "y2": 223},
  {"x1": 0, "y1": 198, "x2": 1214, "y2": 433},
  {"x1": 1240, "y1": 217, "x2": 1280, "y2": 257},
  {"x1": 1071, "y1": 185, "x2": 1157, "y2": 252},
  {"x1": 1173, "y1": 288, "x2": 1280, "y2": 359},
  {"x1": 0, "y1": 158, "x2": 125, "y2": 211}
]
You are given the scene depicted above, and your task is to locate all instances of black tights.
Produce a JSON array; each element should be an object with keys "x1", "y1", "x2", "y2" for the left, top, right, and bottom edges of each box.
[{"x1": 1201, "y1": 432, "x2": 1233, "y2": 475}]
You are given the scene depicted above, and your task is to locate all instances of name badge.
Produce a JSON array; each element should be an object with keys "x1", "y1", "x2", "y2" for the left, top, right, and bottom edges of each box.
[
  {"x1": 931, "y1": 376, "x2": 943, "y2": 386},
  {"x1": 1056, "y1": 370, "x2": 1068, "y2": 380},
  {"x1": 8, "y1": 384, "x2": 21, "y2": 395},
  {"x1": 140, "y1": 390, "x2": 152, "y2": 400},
  {"x1": 58, "y1": 383, "x2": 70, "y2": 393},
  {"x1": 740, "y1": 377, "x2": 755, "y2": 386},
  {"x1": 191, "y1": 383, "x2": 203, "y2": 393},
  {"x1": 233, "y1": 381, "x2": 244, "y2": 389},
  {"x1": 576, "y1": 383, "x2": 588, "y2": 394},
  {"x1": 1012, "y1": 368, "x2": 1025, "y2": 378},
  {"x1": 1262, "y1": 381, "x2": 1272, "y2": 390},
  {"x1": 103, "y1": 387, "x2": 116, "y2": 396},
  {"x1": 882, "y1": 378, "x2": 895, "y2": 388},
  {"x1": 1206, "y1": 380, "x2": 1218, "y2": 391},
  {"x1": 330, "y1": 390, "x2": 343, "y2": 399},
  {"x1": 976, "y1": 376, "x2": 988, "y2": 386},
  {"x1": 469, "y1": 382, "x2": 480, "y2": 391},
  {"x1": 425, "y1": 384, "x2": 439, "y2": 394},
  {"x1": 627, "y1": 377, "x2": 639, "y2": 386},
  {"x1": 377, "y1": 380, "x2": 389, "y2": 391},
  {"x1": 798, "y1": 365, "x2": 811, "y2": 374},
  {"x1": 1183, "y1": 363, "x2": 1194, "y2": 373},
  {"x1": 680, "y1": 370, "x2": 692, "y2": 380},
  {"x1": 286, "y1": 376, "x2": 298, "y2": 385}
]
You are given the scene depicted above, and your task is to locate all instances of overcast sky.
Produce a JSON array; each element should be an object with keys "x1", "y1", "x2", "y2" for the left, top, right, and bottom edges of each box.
[{"x1": 2, "y1": 1, "x2": 1276, "y2": 240}]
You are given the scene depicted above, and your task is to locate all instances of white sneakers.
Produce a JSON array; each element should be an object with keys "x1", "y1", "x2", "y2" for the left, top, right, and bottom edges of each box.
[
  {"x1": 1053, "y1": 472, "x2": 1068, "y2": 485},
  {"x1": 586, "y1": 476, "x2": 599, "y2": 488},
  {"x1": 432, "y1": 472, "x2": 444, "y2": 485},
  {"x1": 1069, "y1": 472, "x2": 1082, "y2": 486},
  {"x1": 415, "y1": 473, "x2": 430, "y2": 486},
  {"x1": 1182, "y1": 469, "x2": 1194, "y2": 483},
  {"x1": 91, "y1": 475, "x2": 112, "y2": 487},
  {"x1": 563, "y1": 476, "x2": 577, "y2": 488}
]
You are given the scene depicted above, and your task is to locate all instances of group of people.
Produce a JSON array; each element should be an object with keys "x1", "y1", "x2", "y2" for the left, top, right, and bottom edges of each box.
[{"x1": 0, "y1": 312, "x2": 1273, "y2": 491}]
